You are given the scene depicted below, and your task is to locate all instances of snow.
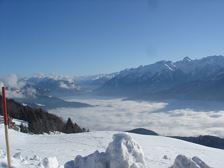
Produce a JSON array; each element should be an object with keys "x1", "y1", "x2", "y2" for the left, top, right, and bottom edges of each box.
[
  {"x1": 22, "y1": 103, "x2": 28, "y2": 106},
  {"x1": 182, "y1": 57, "x2": 192, "y2": 62},
  {"x1": 170, "y1": 155, "x2": 211, "y2": 168},
  {"x1": 12, "y1": 119, "x2": 28, "y2": 127},
  {"x1": 164, "y1": 63, "x2": 175, "y2": 71},
  {"x1": 36, "y1": 103, "x2": 46, "y2": 107},
  {"x1": 0, "y1": 150, "x2": 61, "y2": 168},
  {"x1": 106, "y1": 133, "x2": 145, "y2": 168},
  {"x1": 0, "y1": 125, "x2": 223, "y2": 168},
  {"x1": 71, "y1": 133, "x2": 145, "y2": 168},
  {"x1": 40, "y1": 157, "x2": 60, "y2": 168}
]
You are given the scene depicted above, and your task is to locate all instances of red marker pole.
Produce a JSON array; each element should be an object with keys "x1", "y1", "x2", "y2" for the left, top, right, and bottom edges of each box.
[{"x1": 2, "y1": 87, "x2": 11, "y2": 168}]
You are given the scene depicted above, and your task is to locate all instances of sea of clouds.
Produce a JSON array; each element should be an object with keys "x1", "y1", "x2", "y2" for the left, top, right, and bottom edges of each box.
[
  {"x1": 49, "y1": 98, "x2": 224, "y2": 137},
  {"x1": 1, "y1": 74, "x2": 224, "y2": 137}
]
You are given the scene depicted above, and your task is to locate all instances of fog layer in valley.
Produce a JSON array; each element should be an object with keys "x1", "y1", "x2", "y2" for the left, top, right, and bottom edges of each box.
[{"x1": 48, "y1": 98, "x2": 224, "y2": 137}]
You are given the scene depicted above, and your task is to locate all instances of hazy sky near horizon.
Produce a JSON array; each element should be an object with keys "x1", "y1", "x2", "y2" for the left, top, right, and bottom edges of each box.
[{"x1": 1, "y1": 0, "x2": 224, "y2": 76}]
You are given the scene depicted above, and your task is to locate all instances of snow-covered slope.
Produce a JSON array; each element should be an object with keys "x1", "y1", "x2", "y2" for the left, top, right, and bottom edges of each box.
[{"x1": 0, "y1": 125, "x2": 223, "y2": 168}]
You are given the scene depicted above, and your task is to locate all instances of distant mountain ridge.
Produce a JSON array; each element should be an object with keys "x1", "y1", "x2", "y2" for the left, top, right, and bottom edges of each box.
[
  {"x1": 98, "y1": 55, "x2": 224, "y2": 101},
  {"x1": 172, "y1": 135, "x2": 224, "y2": 150},
  {"x1": 127, "y1": 128, "x2": 159, "y2": 136},
  {"x1": 127, "y1": 128, "x2": 224, "y2": 150},
  {"x1": 16, "y1": 95, "x2": 92, "y2": 110},
  {"x1": 75, "y1": 73, "x2": 118, "y2": 92},
  {"x1": 2, "y1": 55, "x2": 224, "y2": 101}
]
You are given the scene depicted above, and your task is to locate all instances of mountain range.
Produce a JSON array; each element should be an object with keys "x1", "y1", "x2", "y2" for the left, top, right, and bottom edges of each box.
[
  {"x1": 2, "y1": 55, "x2": 224, "y2": 101},
  {"x1": 98, "y1": 55, "x2": 224, "y2": 101}
]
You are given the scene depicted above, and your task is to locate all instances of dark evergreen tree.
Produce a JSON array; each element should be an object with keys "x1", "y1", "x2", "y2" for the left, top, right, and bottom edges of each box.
[{"x1": 63, "y1": 118, "x2": 83, "y2": 134}]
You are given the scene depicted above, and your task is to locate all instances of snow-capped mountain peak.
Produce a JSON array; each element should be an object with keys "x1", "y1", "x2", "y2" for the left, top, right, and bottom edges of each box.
[
  {"x1": 182, "y1": 56, "x2": 192, "y2": 62},
  {"x1": 99, "y1": 55, "x2": 224, "y2": 101}
]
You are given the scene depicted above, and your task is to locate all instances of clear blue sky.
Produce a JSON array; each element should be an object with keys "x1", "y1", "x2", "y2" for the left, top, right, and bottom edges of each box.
[{"x1": 1, "y1": 0, "x2": 224, "y2": 76}]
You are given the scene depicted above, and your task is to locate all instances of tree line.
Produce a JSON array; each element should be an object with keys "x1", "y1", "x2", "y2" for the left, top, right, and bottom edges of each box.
[{"x1": 0, "y1": 96, "x2": 88, "y2": 134}]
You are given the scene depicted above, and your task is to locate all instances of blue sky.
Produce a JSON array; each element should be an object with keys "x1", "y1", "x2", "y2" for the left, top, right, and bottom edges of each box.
[{"x1": 0, "y1": 0, "x2": 224, "y2": 76}]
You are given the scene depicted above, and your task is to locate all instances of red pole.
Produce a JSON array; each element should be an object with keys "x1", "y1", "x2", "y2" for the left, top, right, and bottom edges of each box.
[
  {"x1": 2, "y1": 87, "x2": 9, "y2": 125},
  {"x1": 2, "y1": 87, "x2": 11, "y2": 168}
]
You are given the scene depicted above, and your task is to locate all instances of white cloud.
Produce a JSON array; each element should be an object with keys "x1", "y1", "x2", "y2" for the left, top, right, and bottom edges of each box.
[
  {"x1": 0, "y1": 74, "x2": 37, "y2": 98},
  {"x1": 0, "y1": 81, "x2": 4, "y2": 88},
  {"x1": 59, "y1": 82, "x2": 76, "y2": 89},
  {"x1": 23, "y1": 87, "x2": 37, "y2": 97},
  {"x1": 34, "y1": 73, "x2": 77, "y2": 90},
  {"x1": 3, "y1": 74, "x2": 25, "y2": 89},
  {"x1": 48, "y1": 98, "x2": 224, "y2": 137},
  {"x1": 34, "y1": 73, "x2": 75, "y2": 82}
]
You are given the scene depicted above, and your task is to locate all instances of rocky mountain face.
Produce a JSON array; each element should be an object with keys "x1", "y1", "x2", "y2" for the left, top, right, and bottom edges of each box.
[{"x1": 98, "y1": 56, "x2": 224, "y2": 101}]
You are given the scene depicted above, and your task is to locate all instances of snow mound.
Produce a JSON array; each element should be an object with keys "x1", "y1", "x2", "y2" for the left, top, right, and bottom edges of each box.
[
  {"x1": 106, "y1": 133, "x2": 145, "y2": 168},
  {"x1": 72, "y1": 151, "x2": 106, "y2": 168},
  {"x1": 13, "y1": 152, "x2": 23, "y2": 161},
  {"x1": 30, "y1": 155, "x2": 41, "y2": 161},
  {"x1": 68, "y1": 133, "x2": 146, "y2": 168},
  {"x1": 0, "y1": 153, "x2": 24, "y2": 168},
  {"x1": 170, "y1": 155, "x2": 211, "y2": 168},
  {"x1": 40, "y1": 157, "x2": 60, "y2": 168},
  {"x1": 0, "y1": 150, "x2": 61, "y2": 168}
]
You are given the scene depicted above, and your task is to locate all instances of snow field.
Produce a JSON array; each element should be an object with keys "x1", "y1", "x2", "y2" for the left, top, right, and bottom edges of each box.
[{"x1": 0, "y1": 125, "x2": 223, "y2": 168}]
